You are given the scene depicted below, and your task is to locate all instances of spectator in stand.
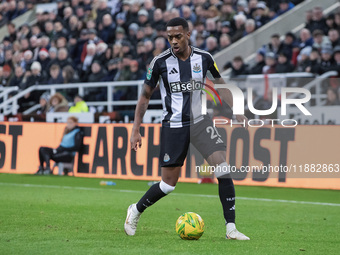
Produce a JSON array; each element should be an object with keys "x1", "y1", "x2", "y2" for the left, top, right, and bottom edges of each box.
[
  {"x1": 117, "y1": 55, "x2": 133, "y2": 81},
  {"x1": 309, "y1": 45, "x2": 334, "y2": 74},
  {"x1": 47, "y1": 93, "x2": 69, "y2": 113},
  {"x1": 253, "y1": 2, "x2": 270, "y2": 28},
  {"x1": 219, "y1": 34, "x2": 231, "y2": 50},
  {"x1": 205, "y1": 37, "x2": 219, "y2": 55},
  {"x1": 312, "y1": 30, "x2": 330, "y2": 51},
  {"x1": 153, "y1": 8, "x2": 165, "y2": 30},
  {"x1": 154, "y1": 37, "x2": 167, "y2": 54},
  {"x1": 129, "y1": 60, "x2": 145, "y2": 81},
  {"x1": 328, "y1": 29, "x2": 340, "y2": 49},
  {"x1": 205, "y1": 18, "x2": 219, "y2": 39},
  {"x1": 249, "y1": 50, "x2": 266, "y2": 74},
  {"x1": 220, "y1": 4, "x2": 235, "y2": 23},
  {"x1": 21, "y1": 50, "x2": 33, "y2": 72},
  {"x1": 281, "y1": 32, "x2": 297, "y2": 61},
  {"x1": 56, "y1": 48, "x2": 73, "y2": 70},
  {"x1": 38, "y1": 48, "x2": 51, "y2": 77},
  {"x1": 244, "y1": 19, "x2": 256, "y2": 36},
  {"x1": 263, "y1": 52, "x2": 277, "y2": 74},
  {"x1": 6, "y1": 1, "x2": 19, "y2": 22},
  {"x1": 99, "y1": 13, "x2": 115, "y2": 44},
  {"x1": 80, "y1": 28, "x2": 102, "y2": 62},
  {"x1": 81, "y1": 43, "x2": 96, "y2": 80},
  {"x1": 220, "y1": 21, "x2": 233, "y2": 37},
  {"x1": 25, "y1": 61, "x2": 45, "y2": 89},
  {"x1": 48, "y1": 64, "x2": 64, "y2": 85},
  {"x1": 332, "y1": 46, "x2": 340, "y2": 75},
  {"x1": 72, "y1": 29, "x2": 89, "y2": 69},
  {"x1": 85, "y1": 61, "x2": 107, "y2": 101},
  {"x1": 62, "y1": 65, "x2": 78, "y2": 84},
  {"x1": 0, "y1": 67, "x2": 3, "y2": 85},
  {"x1": 325, "y1": 14, "x2": 336, "y2": 31},
  {"x1": 35, "y1": 92, "x2": 50, "y2": 115},
  {"x1": 232, "y1": 14, "x2": 246, "y2": 42},
  {"x1": 298, "y1": 28, "x2": 313, "y2": 49},
  {"x1": 44, "y1": 21, "x2": 55, "y2": 41},
  {"x1": 144, "y1": 0, "x2": 155, "y2": 17},
  {"x1": 276, "y1": 0, "x2": 294, "y2": 17},
  {"x1": 305, "y1": 6, "x2": 328, "y2": 34},
  {"x1": 224, "y1": 56, "x2": 249, "y2": 78},
  {"x1": 138, "y1": 9, "x2": 150, "y2": 27},
  {"x1": 112, "y1": 42, "x2": 123, "y2": 59},
  {"x1": 88, "y1": 61, "x2": 107, "y2": 83},
  {"x1": 53, "y1": 21, "x2": 68, "y2": 42},
  {"x1": 275, "y1": 51, "x2": 295, "y2": 73},
  {"x1": 182, "y1": 5, "x2": 196, "y2": 23},
  {"x1": 93, "y1": 42, "x2": 108, "y2": 66},
  {"x1": 47, "y1": 47, "x2": 58, "y2": 67},
  {"x1": 69, "y1": 95, "x2": 89, "y2": 113},
  {"x1": 1, "y1": 64, "x2": 12, "y2": 87},
  {"x1": 128, "y1": 23, "x2": 139, "y2": 44},
  {"x1": 102, "y1": 58, "x2": 120, "y2": 81},
  {"x1": 263, "y1": 34, "x2": 283, "y2": 56},
  {"x1": 304, "y1": 9, "x2": 313, "y2": 27},
  {"x1": 7, "y1": 22, "x2": 17, "y2": 43},
  {"x1": 40, "y1": 36, "x2": 50, "y2": 51},
  {"x1": 8, "y1": 65, "x2": 25, "y2": 88},
  {"x1": 296, "y1": 46, "x2": 312, "y2": 72},
  {"x1": 236, "y1": 0, "x2": 248, "y2": 16},
  {"x1": 325, "y1": 87, "x2": 340, "y2": 106},
  {"x1": 114, "y1": 27, "x2": 125, "y2": 45},
  {"x1": 334, "y1": 12, "x2": 340, "y2": 28},
  {"x1": 305, "y1": 48, "x2": 321, "y2": 73},
  {"x1": 4, "y1": 49, "x2": 14, "y2": 70},
  {"x1": 18, "y1": 61, "x2": 46, "y2": 111}
]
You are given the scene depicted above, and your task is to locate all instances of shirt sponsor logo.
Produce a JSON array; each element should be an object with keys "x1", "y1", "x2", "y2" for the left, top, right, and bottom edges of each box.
[{"x1": 170, "y1": 80, "x2": 204, "y2": 93}]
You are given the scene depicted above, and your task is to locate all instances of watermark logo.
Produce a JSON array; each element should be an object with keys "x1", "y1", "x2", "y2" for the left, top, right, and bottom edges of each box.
[{"x1": 202, "y1": 83, "x2": 312, "y2": 116}]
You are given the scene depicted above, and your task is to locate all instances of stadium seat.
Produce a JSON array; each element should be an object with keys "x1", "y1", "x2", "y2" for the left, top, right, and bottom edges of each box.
[{"x1": 52, "y1": 159, "x2": 75, "y2": 176}]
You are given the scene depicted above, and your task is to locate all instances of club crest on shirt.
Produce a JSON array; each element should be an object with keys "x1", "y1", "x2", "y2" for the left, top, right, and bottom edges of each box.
[
  {"x1": 164, "y1": 153, "x2": 170, "y2": 162},
  {"x1": 193, "y1": 63, "x2": 201, "y2": 73},
  {"x1": 146, "y1": 67, "x2": 153, "y2": 80}
]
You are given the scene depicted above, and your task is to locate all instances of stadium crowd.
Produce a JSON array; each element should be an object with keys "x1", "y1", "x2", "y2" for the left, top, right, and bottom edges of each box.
[
  {"x1": 3, "y1": 0, "x2": 340, "y2": 112},
  {"x1": 225, "y1": 6, "x2": 340, "y2": 79}
]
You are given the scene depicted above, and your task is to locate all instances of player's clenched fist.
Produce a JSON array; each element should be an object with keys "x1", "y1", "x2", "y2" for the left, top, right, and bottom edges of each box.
[{"x1": 130, "y1": 132, "x2": 142, "y2": 151}]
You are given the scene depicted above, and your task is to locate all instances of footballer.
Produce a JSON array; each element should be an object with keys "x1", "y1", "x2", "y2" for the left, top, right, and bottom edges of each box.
[{"x1": 126, "y1": 17, "x2": 250, "y2": 240}]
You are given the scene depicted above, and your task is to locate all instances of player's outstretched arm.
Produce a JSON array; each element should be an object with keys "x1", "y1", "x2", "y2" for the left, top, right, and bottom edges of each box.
[{"x1": 131, "y1": 84, "x2": 154, "y2": 151}]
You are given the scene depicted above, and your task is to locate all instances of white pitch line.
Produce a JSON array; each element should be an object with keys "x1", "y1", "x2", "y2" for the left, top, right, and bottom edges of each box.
[{"x1": 1, "y1": 182, "x2": 340, "y2": 207}]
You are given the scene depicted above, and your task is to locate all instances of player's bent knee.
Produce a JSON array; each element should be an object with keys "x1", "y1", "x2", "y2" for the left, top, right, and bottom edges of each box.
[
  {"x1": 215, "y1": 162, "x2": 231, "y2": 178},
  {"x1": 159, "y1": 180, "x2": 176, "y2": 194}
]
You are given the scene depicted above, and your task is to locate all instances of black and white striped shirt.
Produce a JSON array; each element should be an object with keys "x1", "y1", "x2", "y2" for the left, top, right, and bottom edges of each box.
[{"x1": 145, "y1": 46, "x2": 221, "y2": 128}]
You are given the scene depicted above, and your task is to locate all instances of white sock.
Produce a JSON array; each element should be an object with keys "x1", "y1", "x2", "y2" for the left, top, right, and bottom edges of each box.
[
  {"x1": 226, "y1": 223, "x2": 236, "y2": 234},
  {"x1": 132, "y1": 204, "x2": 141, "y2": 215}
]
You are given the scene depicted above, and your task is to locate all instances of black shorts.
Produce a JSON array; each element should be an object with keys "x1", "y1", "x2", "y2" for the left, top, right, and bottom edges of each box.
[{"x1": 159, "y1": 117, "x2": 226, "y2": 167}]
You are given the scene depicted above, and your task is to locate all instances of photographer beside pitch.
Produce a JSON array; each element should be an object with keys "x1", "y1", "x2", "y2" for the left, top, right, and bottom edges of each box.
[{"x1": 126, "y1": 17, "x2": 250, "y2": 240}]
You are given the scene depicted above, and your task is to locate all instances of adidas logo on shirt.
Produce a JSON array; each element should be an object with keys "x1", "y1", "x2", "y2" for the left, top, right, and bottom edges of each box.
[{"x1": 169, "y1": 68, "x2": 178, "y2": 74}]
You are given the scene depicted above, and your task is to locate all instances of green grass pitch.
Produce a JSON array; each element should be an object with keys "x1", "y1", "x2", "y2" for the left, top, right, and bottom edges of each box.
[{"x1": 0, "y1": 173, "x2": 339, "y2": 254}]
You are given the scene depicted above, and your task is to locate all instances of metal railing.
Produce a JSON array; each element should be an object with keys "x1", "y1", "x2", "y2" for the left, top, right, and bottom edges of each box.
[
  {"x1": 0, "y1": 80, "x2": 162, "y2": 115},
  {"x1": 0, "y1": 71, "x2": 337, "y2": 116},
  {"x1": 286, "y1": 71, "x2": 338, "y2": 106},
  {"x1": 226, "y1": 71, "x2": 337, "y2": 107}
]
